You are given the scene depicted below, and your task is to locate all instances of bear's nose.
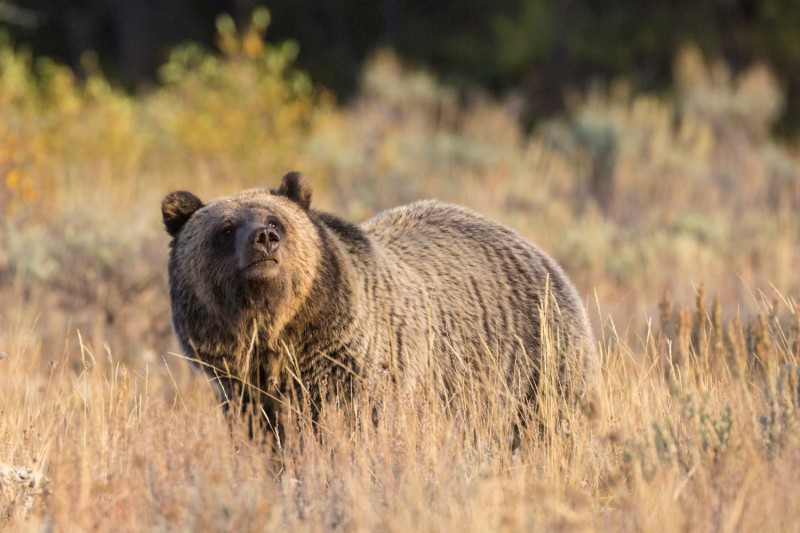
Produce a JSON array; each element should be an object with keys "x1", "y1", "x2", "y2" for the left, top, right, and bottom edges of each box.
[{"x1": 252, "y1": 227, "x2": 280, "y2": 254}]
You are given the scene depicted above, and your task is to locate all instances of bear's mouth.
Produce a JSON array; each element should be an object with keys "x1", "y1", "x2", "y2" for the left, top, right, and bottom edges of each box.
[
  {"x1": 245, "y1": 258, "x2": 278, "y2": 270},
  {"x1": 239, "y1": 244, "x2": 281, "y2": 278},
  {"x1": 241, "y1": 257, "x2": 280, "y2": 279}
]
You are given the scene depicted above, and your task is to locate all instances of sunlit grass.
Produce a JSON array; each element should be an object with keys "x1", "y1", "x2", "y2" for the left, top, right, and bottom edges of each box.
[{"x1": 1, "y1": 292, "x2": 798, "y2": 530}]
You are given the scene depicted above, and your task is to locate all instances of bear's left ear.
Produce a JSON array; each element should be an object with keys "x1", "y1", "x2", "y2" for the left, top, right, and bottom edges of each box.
[
  {"x1": 272, "y1": 171, "x2": 312, "y2": 210},
  {"x1": 162, "y1": 191, "x2": 204, "y2": 237}
]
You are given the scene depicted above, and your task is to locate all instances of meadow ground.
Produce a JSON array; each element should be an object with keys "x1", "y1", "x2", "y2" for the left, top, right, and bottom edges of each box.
[{"x1": 1, "y1": 21, "x2": 799, "y2": 531}]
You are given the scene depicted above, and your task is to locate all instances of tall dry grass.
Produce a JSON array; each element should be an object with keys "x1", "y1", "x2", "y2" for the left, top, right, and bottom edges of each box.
[
  {"x1": 1, "y1": 292, "x2": 798, "y2": 530},
  {"x1": 1, "y1": 14, "x2": 799, "y2": 531}
]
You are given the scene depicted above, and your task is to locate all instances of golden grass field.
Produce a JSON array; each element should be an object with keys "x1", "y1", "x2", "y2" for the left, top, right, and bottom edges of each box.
[{"x1": 1, "y1": 20, "x2": 799, "y2": 531}]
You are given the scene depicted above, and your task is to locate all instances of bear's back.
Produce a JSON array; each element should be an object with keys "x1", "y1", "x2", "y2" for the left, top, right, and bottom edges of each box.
[
  {"x1": 360, "y1": 200, "x2": 534, "y2": 262},
  {"x1": 360, "y1": 200, "x2": 561, "y2": 288},
  {"x1": 358, "y1": 200, "x2": 594, "y2": 395}
]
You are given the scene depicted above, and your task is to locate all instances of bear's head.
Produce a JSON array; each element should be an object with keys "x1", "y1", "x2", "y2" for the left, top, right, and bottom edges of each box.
[{"x1": 161, "y1": 172, "x2": 322, "y2": 356}]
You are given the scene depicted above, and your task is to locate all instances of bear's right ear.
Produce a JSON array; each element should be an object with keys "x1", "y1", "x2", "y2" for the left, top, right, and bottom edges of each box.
[
  {"x1": 271, "y1": 171, "x2": 312, "y2": 210},
  {"x1": 162, "y1": 191, "x2": 204, "y2": 237}
]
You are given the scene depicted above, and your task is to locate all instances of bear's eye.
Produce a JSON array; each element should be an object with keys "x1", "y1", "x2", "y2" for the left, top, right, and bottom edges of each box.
[
  {"x1": 218, "y1": 223, "x2": 235, "y2": 238},
  {"x1": 267, "y1": 221, "x2": 277, "y2": 230}
]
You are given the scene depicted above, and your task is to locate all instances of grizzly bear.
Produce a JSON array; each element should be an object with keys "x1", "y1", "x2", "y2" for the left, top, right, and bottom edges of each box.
[{"x1": 162, "y1": 172, "x2": 598, "y2": 429}]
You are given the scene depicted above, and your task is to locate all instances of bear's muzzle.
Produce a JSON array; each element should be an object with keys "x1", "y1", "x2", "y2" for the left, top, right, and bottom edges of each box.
[{"x1": 238, "y1": 225, "x2": 281, "y2": 276}]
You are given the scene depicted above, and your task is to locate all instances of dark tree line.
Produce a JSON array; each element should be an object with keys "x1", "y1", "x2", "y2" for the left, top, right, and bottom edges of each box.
[{"x1": 5, "y1": 0, "x2": 800, "y2": 132}]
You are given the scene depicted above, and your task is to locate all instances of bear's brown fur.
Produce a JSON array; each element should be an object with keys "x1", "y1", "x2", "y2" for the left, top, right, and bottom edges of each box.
[{"x1": 162, "y1": 172, "x2": 598, "y2": 427}]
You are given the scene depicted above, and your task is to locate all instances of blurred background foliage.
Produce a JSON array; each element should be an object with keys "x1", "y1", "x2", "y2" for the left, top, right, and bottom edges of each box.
[
  {"x1": 5, "y1": 0, "x2": 800, "y2": 133},
  {"x1": 0, "y1": 4, "x2": 798, "y2": 361}
]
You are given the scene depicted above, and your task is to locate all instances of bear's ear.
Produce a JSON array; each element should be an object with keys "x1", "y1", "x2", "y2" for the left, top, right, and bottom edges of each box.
[
  {"x1": 272, "y1": 171, "x2": 312, "y2": 210},
  {"x1": 162, "y1": 191, "x2": 204, "y2": 237}
]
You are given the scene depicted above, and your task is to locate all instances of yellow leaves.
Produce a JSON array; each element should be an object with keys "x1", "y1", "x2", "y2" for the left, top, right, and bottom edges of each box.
[
  {"x1": 0, "y1": 40, "x2": 147, "y2": 215},
  {"x1": 6, "y1": 168, "x2": 21, "y2": 190},
  {"x1": 216, "y1": 9, "x2": 268, "y2": 60},
  {"x1": 0, "y1": 6, "x2": 327, "y2": 212},
  {"x1": 46, "y1": 69, "x2": 81, "y2": 116},
  {"x1": 242, "y1": 28, "x2": 265, "y2": 59},
  {"x1": 4, "y1": 168, "x2": 19, "y2": 189},
  {"x1": 3, "y1": 168, "x2": 36, "y2": 213},
  {"x1": 0, "y1": 124, "x2": 44, "y2": 213},
  {"x1": 153, "y1": 8, "x2": 326, "y2": 177}
]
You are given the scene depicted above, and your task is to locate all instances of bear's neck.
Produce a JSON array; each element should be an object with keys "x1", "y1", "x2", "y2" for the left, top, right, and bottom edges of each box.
[{"x1": 272, "y1": 211, "x2": 371, "y2": 356}]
